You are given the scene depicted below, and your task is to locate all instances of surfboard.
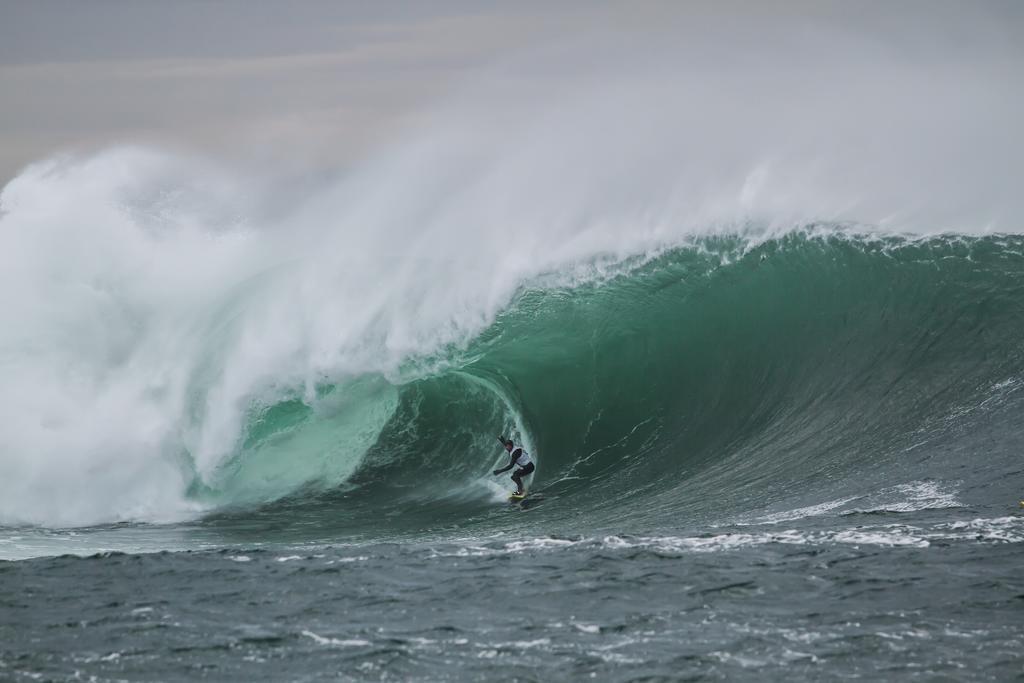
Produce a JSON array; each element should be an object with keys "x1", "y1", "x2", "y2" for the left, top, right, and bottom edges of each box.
[
  {"x1": 508, "y1": 492, "x2": 527, "y2": 502},
  {"x1": 510, "y1": 492, "x2": 545, "y2": 510}
]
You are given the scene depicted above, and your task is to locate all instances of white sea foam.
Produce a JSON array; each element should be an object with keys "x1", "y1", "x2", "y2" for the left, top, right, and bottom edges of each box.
[
  {"x1": 733, "y1": 480, "x2": 964, "y2": 529},
  {"x1": 850, "y1": 481, "x2": 963, "y2": 514},
  {"x1": 739, "y1": 496, "x2": 861, "y2": 526},
  {"x1": 440, "y1": 515, "x2": 1024, "y2": 558},
  {"x1": 301, "y1": 630, "x2": 370, "y2": 647}
]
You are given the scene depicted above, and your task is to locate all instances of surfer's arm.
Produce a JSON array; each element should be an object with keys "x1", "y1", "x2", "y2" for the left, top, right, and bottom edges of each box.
[{"x1": 492, "y1": 455, "x2": 515, "y2": 475}]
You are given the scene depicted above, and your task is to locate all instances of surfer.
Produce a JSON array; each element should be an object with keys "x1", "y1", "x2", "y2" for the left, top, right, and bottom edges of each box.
[{"x1": 493, "y1": 436, "x2": 534, "y2": 496}]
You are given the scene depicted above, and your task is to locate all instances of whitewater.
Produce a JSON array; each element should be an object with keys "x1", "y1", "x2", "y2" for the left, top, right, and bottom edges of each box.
[{"x1": 2, "y1": 9, "x2": 1024, "y2": 679}]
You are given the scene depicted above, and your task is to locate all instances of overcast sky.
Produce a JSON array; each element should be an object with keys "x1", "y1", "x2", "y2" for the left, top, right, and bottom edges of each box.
[
  {"x1": 1, "y1": 0, "x2": 1022, "y2": 202},
  {"x1": 0, "y1": 2, "x2": 588, "y2": 182}
]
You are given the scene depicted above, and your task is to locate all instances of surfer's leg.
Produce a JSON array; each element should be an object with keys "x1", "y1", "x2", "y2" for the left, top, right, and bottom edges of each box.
[
  {"x1": 519, "y1": 463, "x2": 534, "y2": 494},
  {"x1": 512, "y1": 468, "x2": 524, "y2": 495}
]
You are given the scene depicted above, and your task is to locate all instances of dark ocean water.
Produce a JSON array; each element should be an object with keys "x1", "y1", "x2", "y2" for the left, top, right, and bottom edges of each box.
[
  {"x1": 3, "y1": 530, "x2": 1022, "y2": 681},
  {"x1": 2, "y1": 231, "x2": 1024, "y2": 680}
]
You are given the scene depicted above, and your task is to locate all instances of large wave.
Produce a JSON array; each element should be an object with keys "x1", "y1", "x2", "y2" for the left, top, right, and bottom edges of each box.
[
  {"x1": 2, "y1": 19, "x2": 1022, "y2": 527},
  {"x1": 3, "y1": 152, "x2": 1023, "y2": 531},
  {"x1": 333, "y1": 231, "x2": 1024, "y2": 531}
]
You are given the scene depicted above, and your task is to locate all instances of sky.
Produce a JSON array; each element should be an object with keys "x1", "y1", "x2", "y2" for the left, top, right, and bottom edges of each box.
[
  {"x1": 0, "y1": 1, "x2": 587, "y2": 182},
  {"x1": 1, "y1": 0, "x2": 1022, "y2": 227}
]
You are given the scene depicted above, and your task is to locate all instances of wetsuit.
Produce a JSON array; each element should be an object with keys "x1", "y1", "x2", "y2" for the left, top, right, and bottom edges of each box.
[{"x1": 494, "y1": 446, "x2": 535, "y2": 495}]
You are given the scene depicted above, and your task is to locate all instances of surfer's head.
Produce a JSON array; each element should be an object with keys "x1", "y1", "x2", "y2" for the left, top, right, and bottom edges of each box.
[{"x1": 503, "y1": 439, "x2": 514, "y2": 451}]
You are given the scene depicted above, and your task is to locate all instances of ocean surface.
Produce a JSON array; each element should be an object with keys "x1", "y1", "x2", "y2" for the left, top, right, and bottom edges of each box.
[{"x1": 2, "y1": 212, "x2": 1023, "y2": 680}]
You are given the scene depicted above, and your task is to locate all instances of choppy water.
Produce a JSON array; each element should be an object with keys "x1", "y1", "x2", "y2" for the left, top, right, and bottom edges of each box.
[{"x1": 3, "y1": 509, "x2": 1023, "y2": 680}]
